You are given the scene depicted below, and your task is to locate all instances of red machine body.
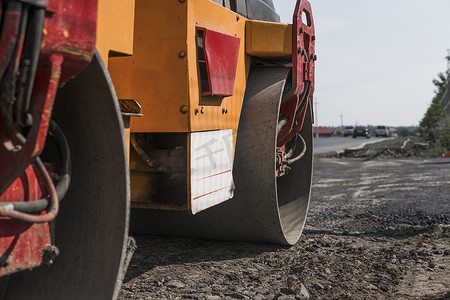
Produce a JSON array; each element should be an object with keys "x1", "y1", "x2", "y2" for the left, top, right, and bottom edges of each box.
[
  {"x1": 0, "y1": 0, "x2": 97, "y2": 276},
  {"x1": 0, "y1": 165, "x2": 53, "y2": 275}
]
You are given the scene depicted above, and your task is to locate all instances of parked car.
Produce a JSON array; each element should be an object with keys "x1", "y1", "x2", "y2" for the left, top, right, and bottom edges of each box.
[
  {"x1": 353, "y1": 126, "x2": 370, "y2": 138},
  {"x1": 375, "y1": 125, "x2": 390, "y2": 137},
  {"x1": 344, "y1": 126, "x2": 354, "y2": 137}
]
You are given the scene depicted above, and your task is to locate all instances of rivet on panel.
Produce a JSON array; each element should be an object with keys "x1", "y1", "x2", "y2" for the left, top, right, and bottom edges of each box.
[
  {"x1": 180, "y1": 105, "x2": 189, "y2": 114},
  {"x1": 178, "y1": 51, "x2": 186, "y2": 58}
]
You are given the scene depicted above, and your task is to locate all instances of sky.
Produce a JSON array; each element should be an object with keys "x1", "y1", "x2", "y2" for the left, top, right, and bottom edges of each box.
[{"x1": 273, "y1": 0, "x2": 450, "y2": 127}]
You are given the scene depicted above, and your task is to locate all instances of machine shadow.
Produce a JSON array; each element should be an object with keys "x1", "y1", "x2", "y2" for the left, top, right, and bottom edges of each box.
[{"x1": 123, "y1": 234, "x2": 284, "y2": 283}]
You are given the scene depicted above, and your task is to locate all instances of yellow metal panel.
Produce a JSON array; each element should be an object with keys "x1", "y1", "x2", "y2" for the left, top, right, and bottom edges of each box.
[
  {"x1": 187, "y1": 0, "x2": 250, "y2": 150},
  {"x1": 108, "y1": 0, "x2": 189, "y2": 132},
  {"x1": 96, "y1": 0, "x2": 135, "y2": 65},
  {"x1": 245, "y1": 20, "x2": 292, "y2": 57}
]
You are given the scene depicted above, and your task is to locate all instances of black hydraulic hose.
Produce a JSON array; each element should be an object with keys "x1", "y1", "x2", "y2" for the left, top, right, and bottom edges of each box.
[
  {"x1": 13, "y1": 4, "x2": 29, "y2": 71},
  {"x1": 48, "y1": 119, "x2": 72, "y2": 201},
  {"x1": 294, "y1": 81, "x2": 310, "y2": 123},
  {"x1": 9, "y1": 198, "x2": 48, "y2": 213},
  {"x1": 0, "y1": 1, "x2": 23, "y2": 80},
  {"x1": 0, "y1": 3, "x2": 28, "y2": 145},
  {"x1": 15, "y1": 7, "x2": 46, "y2": 126},
  {"x1": 0, "y1": 46, "x2": 21, "y2": 144},
  {"x1": 292, "y1": 48, "x2": 312, "y2": 122},
  {"x1": 0, "y1": 120, "x2": 71, "y2": 215}
]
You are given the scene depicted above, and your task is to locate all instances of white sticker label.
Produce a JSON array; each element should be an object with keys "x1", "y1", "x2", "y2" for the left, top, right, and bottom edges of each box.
[{"x1": 190, "y1": 129, "x2": 234, "y2": 214}]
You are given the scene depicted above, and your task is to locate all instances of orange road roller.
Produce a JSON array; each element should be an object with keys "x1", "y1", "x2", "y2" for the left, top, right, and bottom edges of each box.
[{"x1": 0, "y1": 0, "x2": 315, "y2": 298}]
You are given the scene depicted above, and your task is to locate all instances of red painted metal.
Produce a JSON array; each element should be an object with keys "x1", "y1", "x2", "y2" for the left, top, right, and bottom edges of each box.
[
  {"x1": 277, "y1": 0, "x2": 315, "y2": 147},
  {"x1": 0, "y1": 0, "x2": 97, "y2": 275},
  {"x1": 0, "y1": 165, "x2": 52, "y2": 276},
  {"x1": 0, "y1": 0, "x2": 97, "y2": 196},
  {"x1": 197, "y1": 27, "x2": 240, "y2": 97}
]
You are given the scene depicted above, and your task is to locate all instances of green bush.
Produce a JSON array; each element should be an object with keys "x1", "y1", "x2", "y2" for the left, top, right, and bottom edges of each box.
[
  {"x1": 419, "y1": 72, "x2": 449, "y2": 153},
  {"x1": 434, "y1": 116, "x2": 450, "y2": 148}
]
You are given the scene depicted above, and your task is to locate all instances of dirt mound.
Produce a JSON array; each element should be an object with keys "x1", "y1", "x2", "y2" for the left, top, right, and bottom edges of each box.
[{"x1": 322, "y1": 137, "x2": 432, "y2": 158}]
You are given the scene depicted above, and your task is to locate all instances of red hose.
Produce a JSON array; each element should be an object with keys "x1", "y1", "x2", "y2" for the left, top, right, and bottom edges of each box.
[{"x1": 0, "y1": 157, "x2": 59, "y2": 223}]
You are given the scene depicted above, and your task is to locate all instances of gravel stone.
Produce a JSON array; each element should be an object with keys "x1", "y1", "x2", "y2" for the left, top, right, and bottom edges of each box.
[
  {"x1": 166, "y1": 280, "x2": 185, "y2": 289},
  {"x1": 119, "y1": 156, "x2": 450, "y2": 300}
]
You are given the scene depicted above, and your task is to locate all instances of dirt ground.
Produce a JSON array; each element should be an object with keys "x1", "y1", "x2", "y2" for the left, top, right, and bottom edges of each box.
[{"x1": 119, "y1": 149, "x2": 450, "y2": 299}]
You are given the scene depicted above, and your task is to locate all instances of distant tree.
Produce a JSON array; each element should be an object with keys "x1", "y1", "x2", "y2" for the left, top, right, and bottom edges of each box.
[
  {"x1": 419, "y1": 72, "x2": 447, "y2": 145},
  {"x1": 397, "y1": 127, "x2": 418, "y2": 137}
]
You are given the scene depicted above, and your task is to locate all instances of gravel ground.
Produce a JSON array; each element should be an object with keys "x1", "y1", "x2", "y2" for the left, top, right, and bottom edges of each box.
[{"x1": 119, "y1": 149, "x2": 450, "y2": 299}]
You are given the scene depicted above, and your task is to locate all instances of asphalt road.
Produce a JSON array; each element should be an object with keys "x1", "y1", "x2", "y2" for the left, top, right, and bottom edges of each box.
[{"x1": 314, "y1": 136, "x2": 393, "y2": 154}]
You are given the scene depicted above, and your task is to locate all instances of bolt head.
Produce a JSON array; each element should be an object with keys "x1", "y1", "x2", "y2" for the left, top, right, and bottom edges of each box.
[
  {"x1": 180, "y1": 105, "x2": 189, "y2": 114},
  {"x1": 178, "y1": 51, "x2": 186, "y2": 58}
]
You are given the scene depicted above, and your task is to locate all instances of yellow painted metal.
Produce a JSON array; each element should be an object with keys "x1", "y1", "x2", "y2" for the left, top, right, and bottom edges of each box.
[
  {"x1": 108, "y1": 0, "x2": 252, "y2": 139},
  {"x1": 104, "y1": 0, "x2": 294, "y2": 210},
  {"x1": 187, "y1": 0, "x2": 250, "y2": 143},
  {"x1": 245, "y1": 20, "x2": 293, "y2": 57},
  {"x1": 186, "y1": 0, "x2": 250, "y2": 211},
  {"x1": 96, "y1": 0, "x2": 135, "y2": 66},
  {"x1": 108, "y1": 0, "x2": 189, "y2": 132}
]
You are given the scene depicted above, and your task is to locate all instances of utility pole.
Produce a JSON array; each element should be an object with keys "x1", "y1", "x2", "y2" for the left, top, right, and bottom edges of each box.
[
  {"x1": 447, "y1": 49, "x2": 450, "y2": 79},
  {"x1": 339, "y1": 111, "x2": 344, "y2": 129},
  {"x1": 314, "y1": 100, "x2": 319, "y2": 139}
]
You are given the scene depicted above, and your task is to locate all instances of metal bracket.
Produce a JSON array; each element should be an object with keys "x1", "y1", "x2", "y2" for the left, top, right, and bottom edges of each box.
[
  {"x1": 276, "y1": 0, "x2": 315, "y2": 147},
  {"x1": 119, "y1": 99, "x2": 143, "y2": 117}
]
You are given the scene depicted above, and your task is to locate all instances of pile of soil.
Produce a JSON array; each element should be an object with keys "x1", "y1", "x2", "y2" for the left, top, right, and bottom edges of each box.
[{"x1": 322, "y1": 137, "x2": 432, "y2": 159}]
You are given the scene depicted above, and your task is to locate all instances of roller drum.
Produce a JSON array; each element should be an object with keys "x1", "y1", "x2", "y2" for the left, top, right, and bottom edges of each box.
[
  {"x1": 0, "y1": 51, "x2": 130, "y2": 300},
  {"x1": 130, "y1": 66, "x2": 313, "y2": 245}
]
